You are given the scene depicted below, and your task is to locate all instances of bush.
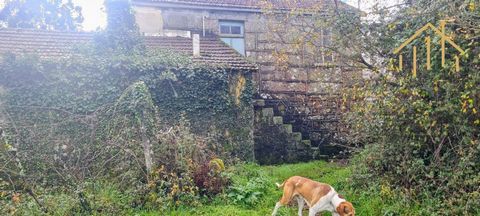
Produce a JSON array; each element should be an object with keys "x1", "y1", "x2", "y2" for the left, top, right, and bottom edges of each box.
[
  {"x1": 137, "y1": 119, "x2": 232, "y2": 211},
  {"x1": 143, "y1": 165, "x2": 199, "y2": 211},
  {"x1": 193, "y1": 159, "x2": 231, "y2": 196},
  {"x1": 344, "y1": 1, "x2": 480, "y2": 214},
  {"x1": 227, "y1": 173, "x2": 269, "y2": 208}
]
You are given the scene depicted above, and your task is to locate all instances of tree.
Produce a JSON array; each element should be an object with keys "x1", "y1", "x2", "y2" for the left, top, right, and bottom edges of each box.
[
  {"x1": 345, "y1": 0, "x2": 479, "y2": 214},
  {"x1": 0, "y1": 0, "x2": 83, "y2": 31},
  {"x1": 94, "y1": 0, "x2": 144, "y2": 53}
]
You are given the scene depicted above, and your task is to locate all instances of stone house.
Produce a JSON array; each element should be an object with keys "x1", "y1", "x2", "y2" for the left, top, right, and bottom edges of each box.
[{"x1": 132, "y1": 0, "x2": 361, "y2": 161}]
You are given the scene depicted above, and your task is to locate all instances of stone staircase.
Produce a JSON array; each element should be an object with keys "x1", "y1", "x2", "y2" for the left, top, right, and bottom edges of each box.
[{"x1": 254, "y1": 99, "x2": 328, "y2": 161}]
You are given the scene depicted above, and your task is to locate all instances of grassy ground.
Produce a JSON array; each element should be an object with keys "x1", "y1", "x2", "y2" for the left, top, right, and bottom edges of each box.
[
  {"x1": 138, "y1": 161, "x2": 387, "y2": 216},
  {"x1": 7, "y1": 160, "x2": 426, "y2": 215}
]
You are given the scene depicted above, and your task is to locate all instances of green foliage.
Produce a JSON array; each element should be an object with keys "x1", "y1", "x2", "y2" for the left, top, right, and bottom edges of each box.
[
  {"x1": 147, "y1": 67, "x2": 254, "y2": 160},
  {"x1": 151, "y1": 161, "x2": 422, "y2": 215},
  {"x1": 3, "y1": 160, "x2": 444, "y2": 215},
  {"x1": 0, "y1": 0, "x2": 83, "y2": 30},
  {"x1": 227, "y1": 176, "x2": 269, "y2": 208},
  {"x1": 95, "y1": 0, "x2": 144, "y2": 53},
  {"x1": 144, "y1": 165, "x2": 200, "y2": 211},
  {"x1": 193, "y1": 162, "x2": 231, "y2": 196},
  {"x1": 0, "y1": 1, "x2": 254, "y2": 214},
  {"x1": 100, "y1": 80, "x2": 159, "y2": 184},
  {"x1": 344, "y1": 0, "x2": 480, "y2": 214},
  {"x1": 0, "y1": 40, "x2": 254, "y2": 215},
  {"x1": 209, "y1": 158, "x2": 226, "y2": 172},
  {"x1": 83, "y1": 181, "x2": 137, "y2": 214}
]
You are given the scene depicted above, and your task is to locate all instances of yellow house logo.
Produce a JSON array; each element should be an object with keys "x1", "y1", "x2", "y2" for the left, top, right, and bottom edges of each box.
[{"x1": 393, "y1": 20, "x2": 465, "y2": 77}]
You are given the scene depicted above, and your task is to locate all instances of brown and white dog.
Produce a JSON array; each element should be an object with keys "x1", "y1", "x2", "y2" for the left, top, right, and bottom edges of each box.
[{"x1": 272, "y1": 176, "x2": 355, "y2": 216}]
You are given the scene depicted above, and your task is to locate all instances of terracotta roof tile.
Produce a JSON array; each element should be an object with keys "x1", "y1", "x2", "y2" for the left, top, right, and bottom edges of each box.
[{"x1": 0, "y1": 28, "x2": 257, "y2": 70}]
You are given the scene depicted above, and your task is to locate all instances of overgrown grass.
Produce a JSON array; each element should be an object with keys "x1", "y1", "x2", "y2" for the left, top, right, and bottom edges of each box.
[
  {"x1": 6, "y1": 161, "x2": 428, "y2": 215},
  {"x1": 139, "y1": 161, "x2": 391, "y2": 216}
]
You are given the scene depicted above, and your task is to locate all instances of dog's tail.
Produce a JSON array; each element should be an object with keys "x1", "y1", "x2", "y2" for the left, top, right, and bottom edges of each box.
[{"x1": 275, "y1": 181, "x2": 285, "y2": 189}]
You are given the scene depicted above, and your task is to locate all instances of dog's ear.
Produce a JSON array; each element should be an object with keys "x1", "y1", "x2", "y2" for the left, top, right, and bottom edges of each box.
[
  {"x1": 337, "y1": 202, "x2": 355, "y2": 216},
  {"x1": 344, "y1": 202, "x2": 355, "y2": 215},
  {"x1": 336, "y1": 203, "x2": 346, "y2": 215}
]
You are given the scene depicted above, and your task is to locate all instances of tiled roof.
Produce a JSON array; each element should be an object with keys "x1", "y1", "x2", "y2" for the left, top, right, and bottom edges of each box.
[
  {"x1": 0, "y1": 28, "x2": 257, "y2": 70},
  {"x1": 133, "y1": 0, "x2": 354, "y2": 10}
]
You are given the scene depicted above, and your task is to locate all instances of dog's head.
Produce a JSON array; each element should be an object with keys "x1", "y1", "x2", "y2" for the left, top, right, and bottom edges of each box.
[{"x1": 336, "y1": 201, "x2": 355, "y2": 216}]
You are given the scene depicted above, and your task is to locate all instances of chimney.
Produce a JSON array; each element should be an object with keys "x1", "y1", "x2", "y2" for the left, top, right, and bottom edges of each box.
[{"x1": 193, "y1": 34, "x2": 200, "y2": 57}]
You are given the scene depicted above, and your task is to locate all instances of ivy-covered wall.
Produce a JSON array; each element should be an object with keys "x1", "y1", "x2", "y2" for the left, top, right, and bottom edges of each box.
[
  {"x1": 0, "y1": 48, "x2": 255, "y2": 166},
  {"x1": 145, "y1": 68, "x2": 254, "y2": 159}
]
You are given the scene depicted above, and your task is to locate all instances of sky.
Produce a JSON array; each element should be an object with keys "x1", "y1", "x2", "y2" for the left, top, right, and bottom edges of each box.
[
  {"x1": 0, "y1": 0, "x2": 106, "y2": 31},
  {"x1": 0, "y1": 0, "x2": 404, "y2": 31},
  {"x1": 73, "y1": 0, "x2": 106, "y2": 31},
  {"x1": 343, "y1": 0, "x2": 404, "y2": 12}
]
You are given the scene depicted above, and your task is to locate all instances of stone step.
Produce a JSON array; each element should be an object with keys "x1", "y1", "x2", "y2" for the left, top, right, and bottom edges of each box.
[
  {"x1": 261, "y1": 108, "x2": 274, "y2": 118},
  {"x1": 292, "y1": 132, "x2": 302, "y2": 141},
  {"x1": 282, "y1": 124, "x2": 292, "y2": 134},
  {"x1": 314, "y1": 154, "x2": 329, "y2": 160},
  {"x1": 261, "y1": 108, "x2": 274, "y2": 124},
  {"x1": 296, "y1": 139, "x2": 311, "y2": 150},
  {"x1": 301, "y1": 140, "x2": 311, "y2": 146},
  {"x1": 253, "y1": 99, "x2": 265, "y2": 107},
  {"x1": 273, "y1": 116, "x2": 283, "y2": 125},
  {"x1": 310, "y1": 147, "x2": 329, "y2": 160}
]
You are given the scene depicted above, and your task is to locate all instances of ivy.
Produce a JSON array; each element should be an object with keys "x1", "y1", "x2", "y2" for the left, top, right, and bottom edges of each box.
[
  {"x1": 0, "y1": 40, "x2": 255, "y2": 212},
  {"x1": 345, "y1": 0, "x2": 480, "y2": 214}
]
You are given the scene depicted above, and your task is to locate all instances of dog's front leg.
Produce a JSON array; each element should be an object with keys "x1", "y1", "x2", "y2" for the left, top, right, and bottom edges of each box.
[
  {"x1": 308, "y1": 204, "x2": 321, "y2": 216},
  {"x1": 296, "y1": 197, "x2": 305, "y2": 216}
]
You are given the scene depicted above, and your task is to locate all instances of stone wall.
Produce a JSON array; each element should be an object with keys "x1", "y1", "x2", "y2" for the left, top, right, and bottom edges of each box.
[
  {"x1": 133, "y1": 6, "x2": 358, "y2": 92},
  {"x1": 133, "y1": 5, "x2": 360, "y2": 158}
]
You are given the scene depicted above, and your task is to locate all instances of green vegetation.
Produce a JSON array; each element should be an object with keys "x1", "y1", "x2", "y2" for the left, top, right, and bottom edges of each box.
[
  {"x1": 162, "y1": 161, "x2": 428, "y2": 216},
  {"x1": 1, "y1": 0, "x2": 478, "y2": 215},
  {"x1": 342, "y1": 1, "x2": 480, "y2": 214},
  {"x1": 0, "y1": 48, "x2": 254, "y2": 215},
  {"x1": 1, "y1": 160, "x2": 436, "y2": 215},
  {"x1": 0, "y1": 1, "x2": 254, "y2": 214},
  {"x1": 261, "y1": 0, "x2": 479, "y2": 212}
]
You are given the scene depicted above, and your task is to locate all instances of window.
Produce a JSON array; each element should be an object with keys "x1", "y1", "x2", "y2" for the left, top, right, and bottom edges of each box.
[
  {"x1": 220, "y1": 25, "x2": 230, "y2": 34},
  {"x1": 219, "y1": 20, "x2": 245, "y2": 56},
  {"x1": 219, "y1": 21, "x2": 244, "y2": 36}
]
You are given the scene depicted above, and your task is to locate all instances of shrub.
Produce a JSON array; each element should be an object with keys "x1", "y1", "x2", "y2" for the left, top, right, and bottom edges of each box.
[
  {"x1": 227, "y1": 175, "x2": 269, "y2": 208},
  {"x1": 140, "y1": 119, "x2": 233, "y2": 211},
  {"x1": 193, "y1": 159, "x2": 231, "y2": 196},
  {"x1": 143, "y1": 165, "x2": 199, "y2": 211}
]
